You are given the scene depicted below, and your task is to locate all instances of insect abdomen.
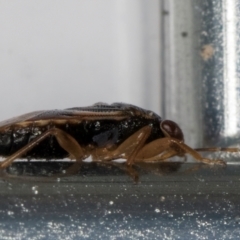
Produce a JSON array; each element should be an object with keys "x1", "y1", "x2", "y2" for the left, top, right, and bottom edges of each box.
[
  {"x1": 0, "y1": 132, "x2": 12, "y2": 156},
  {"x1": 0, "y1": 128, "x2": 68, "y2": 159}
]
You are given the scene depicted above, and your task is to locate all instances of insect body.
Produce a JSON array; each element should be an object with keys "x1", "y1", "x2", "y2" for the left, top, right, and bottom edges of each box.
[{"x1": 0, "y1": 103, "x2": 228, "y2": 175}]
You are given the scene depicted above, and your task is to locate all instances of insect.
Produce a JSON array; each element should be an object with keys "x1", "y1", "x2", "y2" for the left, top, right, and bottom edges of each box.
[{"x1": 0, "y1": 103, "x2": 237, "y2": 178}]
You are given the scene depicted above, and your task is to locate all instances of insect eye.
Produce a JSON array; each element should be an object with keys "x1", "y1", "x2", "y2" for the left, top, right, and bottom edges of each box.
[{"x1": 160, "y1": 120, "x2": 184, "y2": 141}]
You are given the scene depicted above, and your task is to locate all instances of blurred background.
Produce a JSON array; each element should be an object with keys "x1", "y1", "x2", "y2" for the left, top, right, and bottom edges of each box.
[
  {"x1": 0, "y1": 1, "x2": 161, "y2": 114},
  {"x1": 0, "y1": 0, "x2": 240, "y2": 148},
  {"x1": 1, "y1": 1, "x2": 240, "y2": 239}
]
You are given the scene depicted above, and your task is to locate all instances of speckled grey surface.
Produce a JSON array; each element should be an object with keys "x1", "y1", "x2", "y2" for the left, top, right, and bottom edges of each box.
[{"x1": 0, "y1": 162, "x2": 239, "y2": 240}]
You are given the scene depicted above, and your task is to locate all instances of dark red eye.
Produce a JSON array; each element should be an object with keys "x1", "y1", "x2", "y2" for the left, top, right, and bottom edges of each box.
[{"x1": 160, "y1": 120, "x2": 184, "y2": 141}]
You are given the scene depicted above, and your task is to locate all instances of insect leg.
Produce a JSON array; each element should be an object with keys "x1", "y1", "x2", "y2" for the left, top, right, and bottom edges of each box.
[
  {"x1": 135, "y1": 138, "x2": 173, "y2": 161},
  {"x1": 125, "y1": 126, "x2": 152, "y2": 166},
  {"x1": 0, "y1": 128, "x2": 85, "y2": 171},
  {"x1": 169, "y1": 138, "x2": 226, "y2": 165},
  {"x1": 136, "y1": 148, "x2": 187, "y2": 162},
  {"x1": 96, "y1": 161, "x2": 140, "y2": 183},
  {"x1": 92, "y1": 125, "x2": 152, "y2": 180},
  {"x1": 135, "y1": 137, "x2": 226, "y2": 165},
  {"x1": 194, "y1": 147, "x2": 239, "y2": 152},
  {"x1": 93, "y1": 125, "x2": 152, "y2": 162}
]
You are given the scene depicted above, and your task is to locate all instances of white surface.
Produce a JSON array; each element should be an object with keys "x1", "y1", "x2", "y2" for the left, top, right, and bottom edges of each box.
[{"x1": 0, "y1": 0, "x2": 161, "y2": 120}]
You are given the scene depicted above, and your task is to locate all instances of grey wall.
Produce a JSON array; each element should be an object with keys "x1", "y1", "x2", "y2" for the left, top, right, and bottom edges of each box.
[{"x1": 0, "y1": 0, "x2": 161, "y2": 118}]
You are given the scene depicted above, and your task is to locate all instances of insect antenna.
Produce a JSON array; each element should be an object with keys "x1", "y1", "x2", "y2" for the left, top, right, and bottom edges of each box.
[{"x1": 194, "y1": 147, "x2": 240, "y2": 152}]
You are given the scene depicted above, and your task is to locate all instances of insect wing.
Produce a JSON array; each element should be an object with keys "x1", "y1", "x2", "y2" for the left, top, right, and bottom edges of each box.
[
  {"x1": 0, "y1": 106, "x2": 132, "y2": 130},
  {"x1": 0, "y1": 111, "x2": 45, "y2": 129}
]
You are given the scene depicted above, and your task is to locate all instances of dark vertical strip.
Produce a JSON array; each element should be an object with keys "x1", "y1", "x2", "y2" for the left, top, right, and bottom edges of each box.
[{"x1": 160, "y1": 0, "x2": 167, "y2": 118}]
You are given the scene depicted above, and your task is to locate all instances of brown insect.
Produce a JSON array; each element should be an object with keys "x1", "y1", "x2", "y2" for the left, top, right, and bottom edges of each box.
[{"x1": 0, "y1": 103, "x2": 237, "y2": 179}]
